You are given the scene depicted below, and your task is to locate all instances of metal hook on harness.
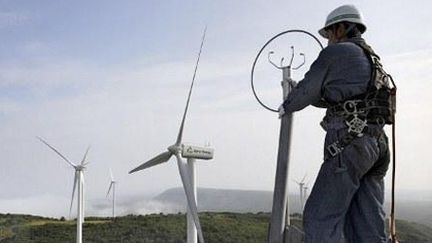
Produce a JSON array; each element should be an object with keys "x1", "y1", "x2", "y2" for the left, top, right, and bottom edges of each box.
[
  {"x1": 342, "y1": 100, "x2": 368, "y2": 136},
  {"x1": 343, "y1": 100, "x2": 360, "y2": 114}
]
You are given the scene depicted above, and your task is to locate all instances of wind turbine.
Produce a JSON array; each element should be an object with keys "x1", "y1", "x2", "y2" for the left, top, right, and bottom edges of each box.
[
  {"x1": 293, "y1": 174, "x2": 307, "y2": 212},
  {"x1": 106, "y1": 168, "x2": 117, "y2": 218},
  {"x1": 129, "y1": 27, "x2": 213, "y2": 243},
  {"x1": 37, "y1": 137, "x2": 89, "y2": 243},
  {"x1": 302, "y1": 183, "x2": 309, "y2": 205}
]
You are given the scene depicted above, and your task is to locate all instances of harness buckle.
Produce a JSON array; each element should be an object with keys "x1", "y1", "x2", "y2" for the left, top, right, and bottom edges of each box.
[
  {"x1": 342, "y1": 100, "x2": 368, "y2": 136},
  {"x1": 345, "y1": 116, "x2": 367, "y2": 136},
  {"x1": 327, "y1": 142, "x2": 343, "y2": 157}
]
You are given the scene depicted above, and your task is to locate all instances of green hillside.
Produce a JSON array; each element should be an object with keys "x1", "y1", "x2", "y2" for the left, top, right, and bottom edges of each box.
[{"x1": 0, "y1": 213, "x2": 431, "y2": 242}]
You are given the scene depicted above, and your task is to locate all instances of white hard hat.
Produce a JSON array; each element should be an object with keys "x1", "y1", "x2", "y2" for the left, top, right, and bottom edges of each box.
[{"x1": 318, "y1": 4, "x2": 366, "y2": 38}]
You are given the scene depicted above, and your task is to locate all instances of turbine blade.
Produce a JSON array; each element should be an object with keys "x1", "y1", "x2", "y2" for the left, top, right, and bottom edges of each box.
[
  {"x1": 175, "y1": 26, "x2": 207, "y2": 146},
  {"x1": 129, "y1": 151, "x2": 172, "y2": 174},
  {"x1": 106, "y1": 182, "x2": 113, "y2": 198},
  {"x1": 80, "y1": 146, "x2": 90, "y2": 165},
  {"x1": 37, "y1": 137, "x2": 76, "y2": 168},
  {"x1": 175, "y1": 154, "x2": 205, "y2": 243},
  {"x1": 301, "y1": 174, "x2": 307, "y2": 183},
  {"x1": 109, "y1": 168, "x2": 114, "y2": 181},
  {"x1": 70, "y1": 171, "x2": 78, "y2": 216}
]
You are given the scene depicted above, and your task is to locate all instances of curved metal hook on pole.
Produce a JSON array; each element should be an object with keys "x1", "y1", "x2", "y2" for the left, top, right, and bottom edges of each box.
[{"x1": 250, "y1": 29, "x2": 324, "y2": 112}]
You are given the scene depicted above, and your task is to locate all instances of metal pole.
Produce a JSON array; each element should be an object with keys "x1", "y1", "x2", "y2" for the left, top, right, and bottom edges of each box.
[
  {"x1": 77, "y1": 171, "x2": 83, "y2": 243},
  {"x1": 299, "y1": 185, "x2": 304, "y2": 212},
  {"x1": 82, "y1": 176, "x2": 85, "y2": 223},
  {"x1": 113, "y1": 183, "x2": 116, "y2": 218},
  {"x1": 250, "y1": 30, "x2": 322, "y2": 243},
  {"x1": 187, "y1": 158, "x2": 198, "y2": 243},
  {"x1": 268, "y1": 66, "x2": 294, "y2": 243}
]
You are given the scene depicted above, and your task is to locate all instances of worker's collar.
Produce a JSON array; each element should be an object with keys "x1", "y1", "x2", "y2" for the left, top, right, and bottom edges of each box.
[
  {"x1": 345, "y1": 37, "x2": 366, "y2": 45},
  {"x1": 328, "y1": 37, "x2": 365, "y2": 46}
]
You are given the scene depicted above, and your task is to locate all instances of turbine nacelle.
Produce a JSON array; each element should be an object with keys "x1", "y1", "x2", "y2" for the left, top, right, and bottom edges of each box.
[
  {"x1": 181, "y1": 144, "x2": 214, "y2": 160},
  {"x1": 168, "y1": 144, "x2": 214, "y2": 160}
]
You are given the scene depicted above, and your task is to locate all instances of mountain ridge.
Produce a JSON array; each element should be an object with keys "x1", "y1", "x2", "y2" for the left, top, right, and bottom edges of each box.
[{"x1": 148, "y1": 187, "x2": 432, "y2": 227}]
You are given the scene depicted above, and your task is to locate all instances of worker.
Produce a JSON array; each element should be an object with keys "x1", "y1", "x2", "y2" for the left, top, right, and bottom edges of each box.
[{"x1": 279, "y1": 4, "x2": 393, "y2": 243}]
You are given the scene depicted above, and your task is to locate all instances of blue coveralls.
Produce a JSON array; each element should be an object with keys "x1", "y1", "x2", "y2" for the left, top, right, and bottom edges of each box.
[{"x1": 282, "y1": 37, "x2": 390, "y2": 243}]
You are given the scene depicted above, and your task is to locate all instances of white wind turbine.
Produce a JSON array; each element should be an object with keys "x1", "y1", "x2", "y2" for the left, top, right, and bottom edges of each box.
[
  {"x1": 302, "y1": 182, "x2": 310, "y2": 205},
  {"x1": 129, "y1": 27, "x2": 213, "y2": 243},
  {"x1": 106, "y1": 168, "x2": 117, "y2": 218},
  {"x1": 293, "y1": 174, "x2": 307, "y2": 212},
  {"x1": 37, "y1": 137, "x2": 89, "y2": 243}
]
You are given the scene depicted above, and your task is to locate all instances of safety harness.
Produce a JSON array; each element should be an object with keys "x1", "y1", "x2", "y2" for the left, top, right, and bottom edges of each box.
[
  {"x1": 325, "y1": 40, "x2": 396, "y2": 153},
  {"x1": 324, "y1": 41, "x2": 398, "y2": 242}
]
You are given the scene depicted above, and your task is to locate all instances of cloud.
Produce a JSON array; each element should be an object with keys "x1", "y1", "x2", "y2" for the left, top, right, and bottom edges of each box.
[
  {"x1": 0, "y1": 194, "x2": 182, "y2": 219},
  {"x1": 0, "y1": 194, "x2": 69, "y2": 218},
  {"x1": 81, "y1": 195, "x2": 184, "y2": 217}
]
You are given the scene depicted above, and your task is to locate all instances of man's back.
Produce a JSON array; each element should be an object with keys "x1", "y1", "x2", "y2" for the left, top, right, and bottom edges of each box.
[{"x1": 321, "y1": 40, "x2": 372, "y2": 104}]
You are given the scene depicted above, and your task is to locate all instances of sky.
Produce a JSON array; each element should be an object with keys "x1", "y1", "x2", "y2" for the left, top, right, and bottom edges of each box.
[{"x1": 0, "y1": 0, "x2": 431, "y2": 218}]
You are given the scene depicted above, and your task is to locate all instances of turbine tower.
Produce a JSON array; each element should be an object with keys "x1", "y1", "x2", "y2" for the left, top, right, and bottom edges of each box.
[
  {"x1": 303, "y1": 183, "x2": 309, "y2": 205},
  {"x1": 106, "y1": 168, "x2": 117, "y2": 218},
  {"x1": 294, "y1": 174, "x2": 307, "y2": 212},
  {"x1": 129, "y1": 27, "x2": 212, "y2": 243},
  {"x1": 37, "y1": 137, "x2": 89, "y2": 243}
]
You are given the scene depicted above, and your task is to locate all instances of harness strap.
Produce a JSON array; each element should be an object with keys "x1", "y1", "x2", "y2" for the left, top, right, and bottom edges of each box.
[
  {"x1": 325, "y1": 132, "x2": 357, "y2": 158},
  {"x1": 390, "y1": 114, "x2": 398, "y2": 243},
  {"x1": 325, "y1": 126, "x2": 383, "y2": 159}
]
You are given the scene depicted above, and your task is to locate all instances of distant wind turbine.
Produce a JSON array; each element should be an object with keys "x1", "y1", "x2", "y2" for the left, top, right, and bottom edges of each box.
[
  {"x1": 303, "y1": 183, "x2": 309, "y2": 205},
  {"x1": 129, "y1": 27, "x2": 213, "y2": 243},
  {"x1": 37, "y1": 137, "x2": 89, "y2": 243},
  {"x1": 293, "y1": 174, "x2": 307, "y2": 212},
  {"x1": 106, "y1": 168, "x2": 117, "y2": 218}
]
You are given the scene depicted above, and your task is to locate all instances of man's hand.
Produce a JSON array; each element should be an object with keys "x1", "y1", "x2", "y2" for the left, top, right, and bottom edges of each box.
[
  {"x1": 288, "y1": 79, "x2": 298, "y2": 88},
  {"x1": 279, "y1": 78, "x2": 297, "y2": 119},
  {"x1": 278, "y1": 104, "x2": 285, "y2": 119}
]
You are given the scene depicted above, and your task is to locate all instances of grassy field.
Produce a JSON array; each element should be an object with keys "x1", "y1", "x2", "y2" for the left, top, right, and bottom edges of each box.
[{"x1": 0, "y1": 212, "x2": 431, "y2": 242}]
